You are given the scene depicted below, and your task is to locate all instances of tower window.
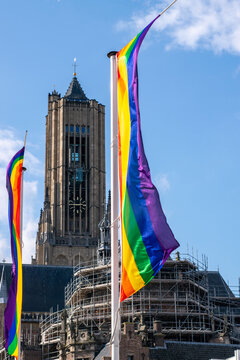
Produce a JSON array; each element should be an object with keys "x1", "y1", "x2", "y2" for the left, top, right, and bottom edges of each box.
[
  {"x1": 81, "y1": 126, "x2": 85, "y2": 135},
  {"x1": 87, "y1": 126, "x2": 90, "y2": 135},
  {"x1": 75, "y1": 144, "x2": 79, "y2": 162},
  {"x1": 76, "y1": 125, "x2": 79, "y2": 134},
  {"x1": 70, "y1": 145, "x2": 75, "y2": 162},
  {"x1": 70, "y1": 125, "x2": 74, "y2": 134},
  {"x1": 66, "y1": 125, "x2": 68, "y2": 133},
  {"x1": 76, "y1": 168, "x2": 83, "y2": 183}
]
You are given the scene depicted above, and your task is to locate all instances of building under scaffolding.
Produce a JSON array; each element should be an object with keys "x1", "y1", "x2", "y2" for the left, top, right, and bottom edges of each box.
[
  {"x1": 1, "y1": 253, "x2": 240, "y2": 360},
  {"x1": 1, "y1": 220, "x2": 240, "y2": 360},
  {"x1": 39, "y1": 247, "x2": 240, "y2": 360}
]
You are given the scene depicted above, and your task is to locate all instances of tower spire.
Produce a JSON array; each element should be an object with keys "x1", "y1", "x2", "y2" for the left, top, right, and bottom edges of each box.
[{"x1": 73, "y1": 57, "x2": 77, "y2": 77}]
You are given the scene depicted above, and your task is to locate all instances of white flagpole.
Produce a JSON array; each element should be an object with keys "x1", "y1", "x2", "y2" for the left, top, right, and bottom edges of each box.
[
  {"x1": 17, "y1": 131, "x2": 27, "y2": 360},
  {"x1": 107, "y1": 51, "x2": 120, "y2": 360}
]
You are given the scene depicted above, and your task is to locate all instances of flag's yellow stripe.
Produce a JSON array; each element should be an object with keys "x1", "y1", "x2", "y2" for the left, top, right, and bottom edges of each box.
[{"x1": 117, "y1": 44, "x2": 145, "y2": 293}]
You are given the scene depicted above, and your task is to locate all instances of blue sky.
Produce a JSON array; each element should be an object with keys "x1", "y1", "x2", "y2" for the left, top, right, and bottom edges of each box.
[{"x1": 0, "y1": 0, "x2": 239, "y2": 289}]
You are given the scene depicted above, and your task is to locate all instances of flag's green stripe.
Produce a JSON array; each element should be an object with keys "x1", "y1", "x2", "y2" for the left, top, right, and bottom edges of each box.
[
  {"x1": 10, "y1": 155, "x2": 24, "y2": 174},
  {"x1": 125, "y1": 31, "x2": 143, "y2": 62},
  {"x1": 12, "y1": 224, "x2": 17, "y2": 239},
  {"x1": 12, "y1": 225, "x2": 19, "y2": 266},
  {"x1": 11, "y1": 155, "x2": 23, "y2": 170},
  {"x1": 123, "y1": 190, "x2": 154, "y2": 283},
  {"x1": 8, "y1": 332, "x2": 18, "y2": 355}
]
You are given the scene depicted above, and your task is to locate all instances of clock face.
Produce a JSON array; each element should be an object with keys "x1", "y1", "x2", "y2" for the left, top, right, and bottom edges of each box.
[{"x1": 69, "y1": 197, "x2": 86, "y2": 214}]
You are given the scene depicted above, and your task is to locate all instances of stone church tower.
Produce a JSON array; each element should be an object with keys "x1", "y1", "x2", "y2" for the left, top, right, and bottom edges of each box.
[{"x1": 33, "y1": 69, "x2": 105, "y2": 266}]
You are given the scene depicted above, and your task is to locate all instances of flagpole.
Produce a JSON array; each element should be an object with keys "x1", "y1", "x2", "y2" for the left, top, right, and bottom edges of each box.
[
  {"x1": 18, "y1": 131, "x2": 27, "y2": 360},
  {"x1": 107, "y1": 51, "x2": 120, "y2": 360}
]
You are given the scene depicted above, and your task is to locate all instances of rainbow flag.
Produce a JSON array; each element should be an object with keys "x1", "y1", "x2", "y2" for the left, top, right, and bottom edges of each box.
[
  {"x1": 4, "y1": 147, "x2": 25, "y2": 358},
  {"x1": 117, "y1": 16, "x2": 179, "y2": 301}
]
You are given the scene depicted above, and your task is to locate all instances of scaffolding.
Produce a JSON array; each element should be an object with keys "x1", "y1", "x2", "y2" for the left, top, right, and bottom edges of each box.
[{"x1": 40, "y1": 252, "x2": 240, "y2": 359}]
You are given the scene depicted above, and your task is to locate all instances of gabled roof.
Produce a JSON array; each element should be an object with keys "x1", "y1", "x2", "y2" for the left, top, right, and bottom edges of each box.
[{"x1": 64, "y1": 76, "x2": 88, "y2": 101}]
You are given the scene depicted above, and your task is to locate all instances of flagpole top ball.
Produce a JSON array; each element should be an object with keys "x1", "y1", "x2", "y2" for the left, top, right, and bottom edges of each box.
[{"x1": 107, "y1": 51, "x2": 118, "y2": 58}]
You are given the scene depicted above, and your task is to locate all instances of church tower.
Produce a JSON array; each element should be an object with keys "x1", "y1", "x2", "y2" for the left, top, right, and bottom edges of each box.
[{"x1": 34, "y1": 66, "x2": 105, "y2": 266}]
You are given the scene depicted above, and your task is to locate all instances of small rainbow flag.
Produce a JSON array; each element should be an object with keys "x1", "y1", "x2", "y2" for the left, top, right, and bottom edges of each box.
[
  {"x1": 4, "y1": 147, "x2": 25, "y2": 358},
  {"x1": 117, "y1": 16, "x2": 179, "y2": 301}
]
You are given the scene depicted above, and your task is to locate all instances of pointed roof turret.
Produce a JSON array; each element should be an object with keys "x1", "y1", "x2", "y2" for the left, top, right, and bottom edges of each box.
[
  {"x1": 97, "y1": 209, "x2": 111, "y2": 265},
  {"x1": 64, "y1": 76, "x2": 88, "y2": 101},
  {"x1": 64, "y1": 58, "x2": 88, "y2": 101}
]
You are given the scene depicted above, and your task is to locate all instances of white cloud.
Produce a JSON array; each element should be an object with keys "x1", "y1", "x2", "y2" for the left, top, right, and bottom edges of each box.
[
  {"x1": 24, "y1": 151, "x2": 44, "y2": 177},
  {"x1": 154, "y1": 174, "x2": 170, "y2": 193},
  {"x1": 22, "y1": 218, "x2": 38, "y2": 264},
  {"x1": 0, "y1": 128, "x2": 43, "y2": 264},
  {"x1": 117, "y1": 0, "x2": 240, "y2": 53},
  {"x1": 0, "y1": 129, "x2": 23, "y2": 165},
  {"x1": 22, "y1": 180, "x2": 39, "y2": 263},
  {"x1": 0, "y1": 168, "x2": 8, "y2": 223}
]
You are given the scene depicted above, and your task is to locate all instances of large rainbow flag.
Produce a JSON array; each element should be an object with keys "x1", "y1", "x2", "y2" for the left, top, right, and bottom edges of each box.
[
  {"x1": 5, "y1": 147, "x2": 25, "y2": 358},
  {"x1": 117, "y1": 16, "x2": 179, "y2": 301}
]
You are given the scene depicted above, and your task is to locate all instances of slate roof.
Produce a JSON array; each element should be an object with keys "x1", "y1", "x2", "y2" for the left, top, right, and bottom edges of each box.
[
  {"x1": 95, "y1": 341, "x2": 240, "y2": 360},
  {"x1": 0, "y1": 263, "x2": 73, "y2": 313},
  {"x1": 150, "y1": 341, "x2": 240, "y2": 360},
  {"x1": 207, "y1": 271, "x2": 234, "y2": 298},
  {"x1": 65, "y1": 76, "x2": 88, "y2": 101},
  {"x1": 94, "y1": 343, "x2": 110, "y2": 360}
]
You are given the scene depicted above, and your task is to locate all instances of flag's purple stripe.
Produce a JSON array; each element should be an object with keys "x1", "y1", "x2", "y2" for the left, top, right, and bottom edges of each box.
[
  {"x1": 131, "y1": 16, "x2": 179, "y2": 256},
  {"x1": 5, "y1": 197, "x2": 17, "y2": 348},
  {"x1": 4, "y1": 147, "x2": 24, "y2": 350},
  {"x1": 6, "y1": 148, "x2": 24, "y2": 178},
  {"x1": 6, "y1": 182, "x2": 14, "y2": 266},
  {"x1": 126, "y1": 40, "x2": 164, "y2": 272},
  {"x1": 5, "y1": 177, "x2": 16, "y2": 349}
]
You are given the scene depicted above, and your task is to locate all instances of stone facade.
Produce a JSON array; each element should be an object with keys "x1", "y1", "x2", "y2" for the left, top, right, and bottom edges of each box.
[
  {"x1": 55, "y1": 310, "x2": 110, "y2": 360},
  {"x1": 51, "y1": 320, "x2": 149, "y2": 360},
  {"x1": 119, "y1": 323, "x2": 150, "y2": 360},
  {"x1": 33, "y1": 76, "x2": 105, "y2": 266}
]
